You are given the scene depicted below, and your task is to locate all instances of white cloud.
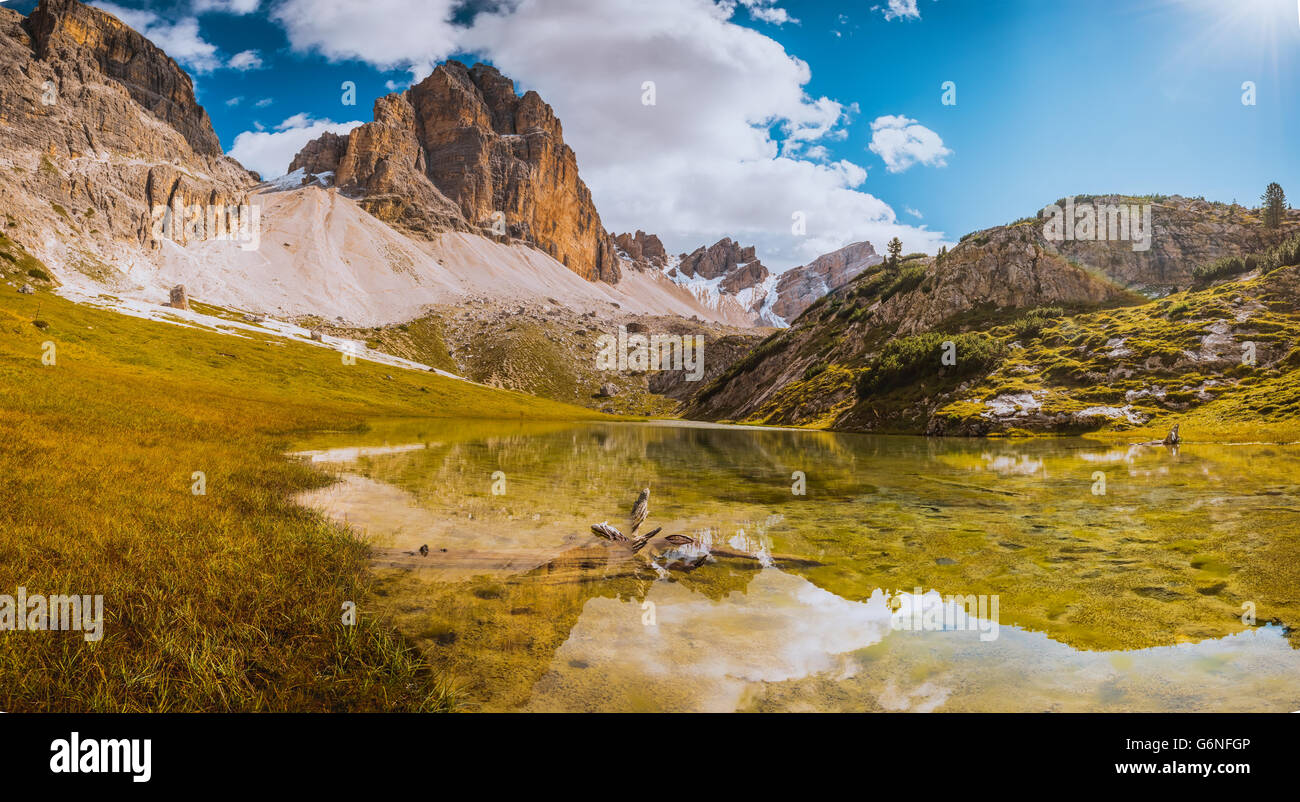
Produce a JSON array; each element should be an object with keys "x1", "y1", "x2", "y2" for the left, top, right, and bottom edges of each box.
[
  {"x1": 194, "y1": 0, "x2": 260, "y2": 13},
  {"x1": 868, "y1": 115, "x2": 952, "y2": 173},
  {"x1": 227, "y1": 49, "x2": 263, "y2": 70},
  {"x1": 272, "y1": 0, "x2": 461, "y2": 78},
  {"x1": 737, "y1": 0, "x2": 797, "y2": 25},
  {"x1": 254, "y1": 97, "x2": 273, "y2": 107},
  {"x1": 225, "y1": 96, "x2": 243, "y2": 106},
  {"x1": 267, "y1": 0, "x2": 949, "y2": 265},
  {"x1": 460, "y1": 0, "x2": 946, "y2": 265},
  {"x1": 879, "y1": 0, "x2": 921, "y2": 21},
  {"x1": 227, "y1": 114, "x2": 363, "y2": 179},
  {"x1": 93, "y1": 3, "x2": 222, "y2": 72}
]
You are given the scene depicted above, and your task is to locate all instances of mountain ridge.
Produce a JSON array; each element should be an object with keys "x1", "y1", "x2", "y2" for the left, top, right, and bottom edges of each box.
[{"x1": 684, "y1": 196, "x2": 1300, "y2": 434}]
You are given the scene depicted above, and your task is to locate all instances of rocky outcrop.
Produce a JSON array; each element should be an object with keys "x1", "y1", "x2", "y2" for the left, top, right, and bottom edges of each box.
[
  {"x1": 613, "y1": 230, "x2": 667, "y2": 268},
  {"x1": 332, "y1": 92, "x2": 467, "y2": 234},
  {"x1": 718, "y1": 258, "x2": 769, "y2": 295},
  {"x1": 648, "y1": 235, "x2": 786, "y2": 324},
  {"x1": 293, "y1": 60, "x2": 622, "y2": 282},
  {"x1": 884, "y1": 224, "x2": 1132, "y2": 336},
  {"x1": 25, "y1": 0, "x2": 221, "y2": 157},
  {"x1": 287, "y1": 131, "x2": 349, "y2": 177},
  {"x1": 678, "y1": 238, "x2": 760, "y2": 280},
  {"x1": 772, "y1": 241, "x2": 881, "y2": 322},
  {"x1": 0, "y1": 0, "x2": 253, "y2": 269},
  {"x1": 996, "y1": 195, "x2": 1300, "y2": 292}
]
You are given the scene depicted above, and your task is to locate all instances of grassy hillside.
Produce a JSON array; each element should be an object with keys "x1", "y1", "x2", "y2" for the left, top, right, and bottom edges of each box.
[
  {"x1": 687, "y1": 212, "x2": 1300, "y2": 441},
  {"x1": 925, "y1": 259, "x2": 1300, "y2": 441},
  {"x1": 723, "y1": 257, "x2": 1300, "y2": 441},
  {"x1": 0, "y1": 241, "x2": 602, "y2": 711}
]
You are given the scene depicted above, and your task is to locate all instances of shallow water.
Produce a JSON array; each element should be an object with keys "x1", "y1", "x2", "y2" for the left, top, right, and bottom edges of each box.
[{"x1": 292, "y1": 419, "x2": 1300, "y2": 712}]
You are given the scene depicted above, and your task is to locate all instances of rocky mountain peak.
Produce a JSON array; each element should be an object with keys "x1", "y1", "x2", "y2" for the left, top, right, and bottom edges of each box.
[
  {"x1": 677, "y1": 238, "x2": 763, "y2": 281},
  {"x1": 772, "y1": 240, "x2": 881, "y2": 321},
  {"x1": 291, "y1": 59, "x2": 621, "y2": 283},
  {"x1": 24, "y1": 0, "x2": 223, "y2": 157},
  {"x1": 0, "y1": 0, "x2": 252, "y2": 271},
  {"x1": 613, "y1": 231, "x2": 668, "y2": 268}
]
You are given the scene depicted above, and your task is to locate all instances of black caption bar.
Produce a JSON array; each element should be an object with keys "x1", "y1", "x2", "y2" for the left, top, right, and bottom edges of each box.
[{"x1": 1, "y1": 713, "x2": 1289, "y2": 790}]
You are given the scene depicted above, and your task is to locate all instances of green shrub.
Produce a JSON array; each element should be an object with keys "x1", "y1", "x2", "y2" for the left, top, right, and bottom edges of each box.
[
  {"x1": 1266, "y1": 234, "x2": 1300, "y2": 270},
  {"x1": 856, "y1": 331, "x2": 1005, "y2": 397},
  {"x1": 882, "y1": 264, "x2": 926, "y2": 300},
  {"x1": 1193, "y1": 255, "x2": 1253, "y2": 284},
  {"x1": 1010, "y1": 306, "x2": 1065, "y2": 340}
]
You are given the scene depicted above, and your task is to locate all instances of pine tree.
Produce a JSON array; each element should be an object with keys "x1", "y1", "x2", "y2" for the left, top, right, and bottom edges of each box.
[
  {"x1": 1261, "y1": 182, "x2": 1287, "y2": 229},
  {"x1": 886, "y1": 237, "x2": 903, "y2": 269}
]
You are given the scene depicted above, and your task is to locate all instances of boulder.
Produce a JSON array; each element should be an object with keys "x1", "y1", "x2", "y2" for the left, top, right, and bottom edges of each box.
[{"x1": 166, "y1": 285, "x2": 189, "y2": 310}]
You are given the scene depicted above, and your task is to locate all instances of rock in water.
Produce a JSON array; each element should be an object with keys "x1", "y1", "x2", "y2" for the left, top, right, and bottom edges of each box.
[
  {"x1": 167, "y1": 285, "x2": 189, "y2": 310},
  {"x1": 1163, "y1": 423, "x2": 1181, "y2": 446}
]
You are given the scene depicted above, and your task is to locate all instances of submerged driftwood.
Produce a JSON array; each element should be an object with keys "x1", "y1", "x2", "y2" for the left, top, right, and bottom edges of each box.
[{"x1": 629, "y1": 487, "x2": 650, "y2": 534}]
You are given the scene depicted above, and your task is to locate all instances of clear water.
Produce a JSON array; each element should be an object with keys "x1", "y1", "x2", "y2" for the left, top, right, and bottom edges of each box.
[{"x1": 292, "y1": 419, "x2": 1300, "y2": 712}]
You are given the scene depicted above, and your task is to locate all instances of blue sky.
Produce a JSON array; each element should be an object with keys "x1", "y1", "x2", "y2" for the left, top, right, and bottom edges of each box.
[{"x1": 11, "y1": 0, "x2": 1298, "y2": 269}]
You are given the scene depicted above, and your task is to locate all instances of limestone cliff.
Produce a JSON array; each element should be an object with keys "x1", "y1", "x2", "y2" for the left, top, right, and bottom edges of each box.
[
  {"x1": 291, "y1": 60, "x2": 621, "y2": 282},
  {"x1": 772, "y1": 241, "x2": 881, "y2": 322},
  {"x1": 0, "y1": 0, "x2": 253, "y2": 275}
]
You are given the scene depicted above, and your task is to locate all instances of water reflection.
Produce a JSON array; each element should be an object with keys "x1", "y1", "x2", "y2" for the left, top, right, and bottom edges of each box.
[{"x1": 292, "y1": 419, "x2": 1300, "y2": 711}]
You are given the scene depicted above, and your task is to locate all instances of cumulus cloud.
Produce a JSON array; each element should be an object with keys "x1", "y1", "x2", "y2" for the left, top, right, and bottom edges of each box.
[
  {"x1": 227, "y1": 49, "x2": 263, "y2": 70},
  {"x1": 193, "y1": 0, "x2": 260, "y2": 13},
  {"x1": 93, "y1": 3, "x2": 222, "y2": 72},
  {"x1": 736, "y1": 0, "x2": 797, "y2": 26},
  {"x1": 254, "y1": 97, "x2": 273, "y2": 107},
  {"x1": 266, "y1": 0, "x2": 948, "y2": 265},
  {"x1": 878, "y1": 0, "x2": 921, "y2": 21},
  {"x1": 868, "y1": 115, "x2": 952, "y2": 173},
  {"x1": 227, "y1": 114, "x2": 363, "y2": 179},
  {"x1": 272, "y1": 0, "x2": 461, "y2": 79},
  {"x1": 194, "y1": 0, "x2": 261, "y2": 13},
  {"x1": 225, "y1": 96, "x2": 243, "y2": 106}
]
